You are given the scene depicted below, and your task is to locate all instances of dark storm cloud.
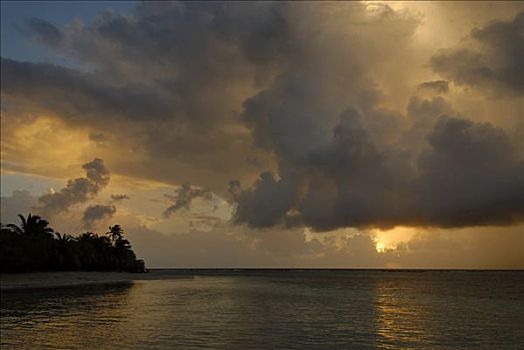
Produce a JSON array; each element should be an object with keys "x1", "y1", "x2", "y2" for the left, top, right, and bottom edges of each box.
[
  {"x1": 0, "y1": 58, "x2": 172, "y2": 121},
  {"x1": 298, "y1": 109, "x2": 400, "y2": 230},
  {"x1": 2, "y1": 2, "x2": 522, "y2": 232},
  {"x1": 401, "y1": 95, "x2": 457, "y2": 151},
  {"x1": 5, "y1": 1, "x2": 291, "y2": 125},
  {"x1": 36, "y1": 158, "x2": 110, "y2": 216},
  {"x1": 414, "y1": 116, "x2": 524, "y2": 227},
  {"x1": 233, "y1": 109, "x2": 524, "y2": 230},
  {"x1": 227, "y1": 6, "x2": 523, "y2": 231},
  {"x1": 163, "y1": 183, "x2": 213, "y2": 218},
  {"x1": 82, "y1": 204, "x2": 116, "y2": 229},
  {"x1": 431, "y1": 11, "x2": 524, "y2": 95},
  {"x1": 234, "y1": 107, "x2": 404, "y2": 230},
  {"x1": 1, "y1": 2, "x2": 299, "y2": 189},
  {"x1": 230, "y1": 171, "x2": 297, "y2": 228}
]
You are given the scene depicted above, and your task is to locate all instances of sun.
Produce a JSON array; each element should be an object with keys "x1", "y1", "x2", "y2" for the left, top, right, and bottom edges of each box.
[
  {"x1": 372, "y1": 226, "x2": 419, "y2": 254},
  {"x1": 374, "y1": 240, "x2": 387, "y2": 253}
]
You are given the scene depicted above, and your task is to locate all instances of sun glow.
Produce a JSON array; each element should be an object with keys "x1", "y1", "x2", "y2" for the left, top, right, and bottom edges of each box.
[
  {"x1": 372, "y1": 226, "x2": 420, "y2": 254},
  {"x1": 374, "y1": 240, "x2": 387, "y2": 253}
]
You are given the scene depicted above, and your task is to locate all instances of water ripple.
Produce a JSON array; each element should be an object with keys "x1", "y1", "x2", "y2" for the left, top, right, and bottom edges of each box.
[{"x1": 1, "y1": 271, "x2": 523, "y2": 349}]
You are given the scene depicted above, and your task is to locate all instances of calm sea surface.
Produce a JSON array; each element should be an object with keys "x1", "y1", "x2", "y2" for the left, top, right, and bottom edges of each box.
[{"x1": 1, "y1": 270, "x2": 523, "y2": 349}]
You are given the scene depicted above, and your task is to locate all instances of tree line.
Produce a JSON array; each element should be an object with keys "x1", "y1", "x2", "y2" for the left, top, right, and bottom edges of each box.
[{"x1": 0, "y1": 214, "x2": 146, "y2": 273}]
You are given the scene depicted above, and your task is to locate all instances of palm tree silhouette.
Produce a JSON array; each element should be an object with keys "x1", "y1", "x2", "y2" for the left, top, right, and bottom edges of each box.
[
  {"x1": 55, "y1": 232, "x2": 73, "y2": 242},
  {"x1": 7, "y1": 214, "x2": 54, "y2": 238},
  {"x1": 78, "y1": 232, "x2": 99, "y2": 269},
  {"x1": 107, "y1": 225, "x2": 123, "y2": 246},
  {"x1": 53, "y1": 232, "x2": 74, "y2": 267},
  {"x1": 1, "y1": 214, "x2": 145, "y2": 273}
]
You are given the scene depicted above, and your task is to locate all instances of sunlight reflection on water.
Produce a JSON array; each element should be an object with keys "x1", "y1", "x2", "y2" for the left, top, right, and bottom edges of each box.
[{"x1": 1, "y1": 271, "x2": 523, "y2": 349}]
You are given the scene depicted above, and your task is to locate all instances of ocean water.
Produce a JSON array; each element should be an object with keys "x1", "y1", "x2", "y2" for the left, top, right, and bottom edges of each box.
[{"x1": 1, "y1": 270, "x2": 523, "y2": 349}]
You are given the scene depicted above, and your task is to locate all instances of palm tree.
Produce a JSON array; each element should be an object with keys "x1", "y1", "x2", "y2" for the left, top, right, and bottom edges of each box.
[
  {"x1": 7, "y1": 214, "x2": 54, "y2": 238},
  {"x1": 79, "y1": 231, "x2": 96, "y2": 242},
  {"x1": 115, "y1": 237, "x2": 131, "y2": 250},
  {"x1": 107, "y1": 225, "x2": 123, "y2": 246},
  {"x1": 1, "y1": 215, "x2": 145, "y2": 272},
  {"x1": 77, "y1": 232, "x2": 99, "y2": 270},
  {"x1": 55, "y1": 232, "x2": 73, "y2": 242},
  {"x1": 0, "y1": 223, "x2": 12, "y2": 235},
  {"x1": 53, "y1": 232, "x2": 74, "y2": 267}
]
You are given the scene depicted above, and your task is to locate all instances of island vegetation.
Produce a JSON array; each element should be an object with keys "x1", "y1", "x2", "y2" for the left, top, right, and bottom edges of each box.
[{"x1": 0, "y1": 214, "x2": 146, "y2": 273}]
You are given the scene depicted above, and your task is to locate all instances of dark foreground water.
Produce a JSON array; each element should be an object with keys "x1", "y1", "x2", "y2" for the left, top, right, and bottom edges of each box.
[{"x1": 1, "y1": 270, "x2": 523, "y2": 349}]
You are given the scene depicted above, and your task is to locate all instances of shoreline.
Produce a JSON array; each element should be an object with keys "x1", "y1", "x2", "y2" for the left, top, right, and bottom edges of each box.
[{"x1": 0, "y1": 271, "x2": 141, "y2": 291}]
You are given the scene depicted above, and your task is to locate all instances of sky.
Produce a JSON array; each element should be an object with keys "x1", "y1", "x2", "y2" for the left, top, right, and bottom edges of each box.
[{"x1": 1, "y1": 1, "x2": 523, "y2": 268}]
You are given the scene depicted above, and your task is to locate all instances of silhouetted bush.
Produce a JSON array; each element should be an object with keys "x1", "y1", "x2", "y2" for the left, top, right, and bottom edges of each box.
[{"x1": 0, "y1": 214, "x2": 146, "y2": 273}]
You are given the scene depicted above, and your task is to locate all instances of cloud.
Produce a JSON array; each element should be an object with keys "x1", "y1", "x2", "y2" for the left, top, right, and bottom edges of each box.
[
  {"x1": 0, "y1": 190, "x2": 37, "y2": 224},
  {"x1": 0, "y1": 58, "x2": 173, "y2": 121},
  {"x1": 0, "y1": 2, "x2": 420, "y2": 192},
  {"x1": 163, "y1": 183, "x2": 213, "y2": 218},
  {"x1": 251, "y1": 227, "x2": 323, "y2": 257},
  {"x1": 413, "y1": 115, "x2": 524, "y2": 227},
  {"x1": 124, "y1": 225, "x2": 267, "y2": 268},
  {"x1": 225, "y1": 6, "x2": 524, "y2": 231},
  {"x1": 1, "y1": 2, "x2": 299, "y2": 190},
  {"x1": 26, "y1": 17, "x2": 63, "y2": 47},
  {"x1": 81, "y1": 193, "x2": 128, "y2": 229},
  {"x1": 389, "y1": 226, "x2": 524, "y2": 269},
  {"x1": 124, "y1": 224, "x2": 383, "y2": 268},
  {"x1": 230, "y1": 171, "x2": 297, "y2": 228},
  {"x1": 125, "y1": 222, "x2": 523, "y2": 269},
  {"x1": 431, "y1": 11, "x2": 524, "y2": 96},
  {"x1": 110, "y1": 194, "x2": 129, "y2": 202},
  {"x1": 233, "y1": 104, "x2": 400, "y2": 230},
  {"x1": 1, "y1": 2, "x2": 523, "y2": 236},
  {"x1": 82, "y1": 204, "x2": 116, "y2": 229},
  {"x1": 233, "y1": 109, "x2": 524, "y2": 230},
  {"x1": 418, "y1": 80, "x2": 449, "y2": 94},
  {"x1": 35, "y1": 158, "x2": 110, "y2": 216}
]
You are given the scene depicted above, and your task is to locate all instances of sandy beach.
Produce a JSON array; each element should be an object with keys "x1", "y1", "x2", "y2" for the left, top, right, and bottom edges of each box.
[{"x1": 0, "y1": 271, "x2": 142, "y2": 291}]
